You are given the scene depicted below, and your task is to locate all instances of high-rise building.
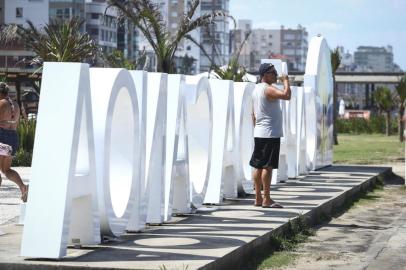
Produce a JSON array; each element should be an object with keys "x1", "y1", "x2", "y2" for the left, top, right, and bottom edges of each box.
[
  {"x1": 231, "y1": 21, "x2": 307, "y2": 72},
  {"x1": 3, "y1": 0, "x2": 48, "y2": 27},
  {"x1": 248, "y1": 28, "x2": 280, "y2": 72},
  {"x1": 230, "y1": 20, "x2": 252, "y2": 70},
  {"x1": 354, "y1": 46, "x2": 395, "y2": 72},
  {"x1": 337, "y1": 46, "x2": 355, "y2": 71},
  {"x1": 0, "y1": 0, "x2": 49, "y2": 70},
  {"x1": 49, "y1": 0, "x2": 85, "y2": 21},
  {"x1": 167, "y1": 0, "x2": 201, "y2": 74},
  {"x1": 280, "y1": 25, "x2": 308, "y2": 71},
  {"x1": 0, "y1": 0, "x2": 4, "y2": 25},
  {"x1": 117, "y1": 20, "x2": 139, "y2": 61},
  {"x1": 85, "y1": 0, "x2": 118, "y2": 55},
  {"x1": 199, "y1": 0, "x2": 230, "y2": 72},
  {"x1": 137, "y1": 0, "x2": 201, "y2": 73}
]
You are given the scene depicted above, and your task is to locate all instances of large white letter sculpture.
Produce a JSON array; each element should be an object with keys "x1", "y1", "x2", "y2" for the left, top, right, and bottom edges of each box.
[
  {"x1": 204, "y1": 79, "x2": 237, "y2": 203},
  {"x1": 20, "y1": 35, "x2": 336, "y2": 260},
  {"x1": 184, "y1": 76, "x2": 213, "y2": 207},
  {"x1": 233, "y1": 82, "x2": 255, "y2": 194},
  {"x1": 304, "y1": 36, "x2": 334, "y2": 170},
  {"x1": 164, "y1": 74, "x2": 191, "y2": 220},
  {"x1": 21, "y1": 63, "x2": 100, "y2": 258},
  {"x1": 127, "y1": 71, "x2": 148, "y2": 231},
  {"x1": 145, "y1": 73, "x2": 168, "y2": 224},
  {"x1": 170, "y1": 75, "x2": 192, "y2": 215},
  {"x1": 89, "y1": 68, "x2": 140, "y2": 237}
]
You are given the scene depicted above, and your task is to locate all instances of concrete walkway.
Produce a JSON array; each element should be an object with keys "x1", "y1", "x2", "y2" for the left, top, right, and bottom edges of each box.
[{"x1": 0, "y1": 165, "x2": 391, "y2": 270}]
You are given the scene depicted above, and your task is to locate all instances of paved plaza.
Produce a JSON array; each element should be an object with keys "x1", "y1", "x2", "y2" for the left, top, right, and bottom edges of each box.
[{"x1": 0, "y1": 165, "x2": 394, "y2": 269}]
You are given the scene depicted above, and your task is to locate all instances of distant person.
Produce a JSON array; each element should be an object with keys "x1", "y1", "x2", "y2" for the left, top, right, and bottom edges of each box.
[
  {"x1": 0, "y1": 82, "x2": 28, "y2": 202},
  {"x1": 250, "y1": 63, "x2": 291, "y2": 208},
  {"x1": 339, "y1": 99, "x2": 345, "y2": 118}
]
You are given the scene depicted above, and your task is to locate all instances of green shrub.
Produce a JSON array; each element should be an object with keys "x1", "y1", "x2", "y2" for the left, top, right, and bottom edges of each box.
[
  {"x1": 336, "y1": 118, "x2": 371, "y2": 134},
  {"x1": 17, "y1": 119, "x2": 36, "y2": 153},
  {"x1": 337, "y1": 115, "x2": 398, "y2": 134},
  {"x1": 12, "y1": 148, "x2": 32, "y2": 167},
  {"x1": 12, "y1": 119, "x2": 36, "y2": 167}
]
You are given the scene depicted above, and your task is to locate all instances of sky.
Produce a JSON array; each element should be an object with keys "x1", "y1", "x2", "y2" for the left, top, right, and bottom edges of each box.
[{"x1": 229, "y1": 0, "x2": 406, "y2": 70}]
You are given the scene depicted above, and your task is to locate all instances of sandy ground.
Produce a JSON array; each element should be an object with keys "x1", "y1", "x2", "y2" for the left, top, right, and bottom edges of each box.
[{"x1": 275, "y1": 162, "x2": 406, "y2": 270}]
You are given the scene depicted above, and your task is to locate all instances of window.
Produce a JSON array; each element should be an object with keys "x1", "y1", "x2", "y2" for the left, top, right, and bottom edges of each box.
[
  {"x1": 16, "y1": 8, "x2": 23, "y2": 18},
  {"x1": 64, "y1": 8, "x2": 70, "y2": 18},
  {"x1": 90, "y1": 28, "x2": 99, "y2": 35},
  {"x1": 91, "y1": 13, "x2": 99, "y2": 19},
  {"x1": 56, "y1": 9, "x2": 63, "y2": 18}
]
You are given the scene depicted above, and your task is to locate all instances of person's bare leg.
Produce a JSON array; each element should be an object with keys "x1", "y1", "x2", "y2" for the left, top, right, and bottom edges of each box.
[
  {"x1": 253, "y1": 168, "x2": 263, "y2": 205},
  {"x1": 0, "y1": 156, "x2": 27, "y2": 201},
  {"x1": 261, "y1": 167, "x2": 273, "y2": 206}
]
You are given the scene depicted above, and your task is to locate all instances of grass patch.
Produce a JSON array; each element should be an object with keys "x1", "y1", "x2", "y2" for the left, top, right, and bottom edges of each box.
[
  {"x1": 253, "y1": 181, "x2": 386, "y2": 269},
  {"x1": 247, "y1": 215, "x2": 314, "y2": 270},
  {"x1": 334, "y1": 134, "x2": 404, "y2": 164},
  {"x1": 258, "y1": 252, "x2": 297, "y2": 270}
]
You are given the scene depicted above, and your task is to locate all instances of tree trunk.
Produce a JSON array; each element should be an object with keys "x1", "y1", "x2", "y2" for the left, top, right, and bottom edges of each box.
[
  {"x1": 399, "y1": 106, "x2": 405, "y2": 142},
  {"x1": 333, "y1": 77, "x2": 338, "y2": 145},
  {"x1": 385, "y1": 111, "x2": 391, "y2": 136}
]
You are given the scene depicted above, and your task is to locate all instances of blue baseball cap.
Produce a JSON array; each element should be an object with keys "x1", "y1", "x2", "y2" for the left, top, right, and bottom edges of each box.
[{"x1": 259, "y1": 63, "x2": 277, "y2": 77}]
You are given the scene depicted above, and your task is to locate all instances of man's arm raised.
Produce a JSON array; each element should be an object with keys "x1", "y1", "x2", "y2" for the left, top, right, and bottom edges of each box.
[{"x1": 264, "y1": 75, "x2": 291, "y2": 101}]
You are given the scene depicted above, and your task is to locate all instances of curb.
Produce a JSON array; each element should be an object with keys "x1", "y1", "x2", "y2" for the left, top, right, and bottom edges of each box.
[{"x1": 200, "y1": 167, "x2": 392, "y2": 270}]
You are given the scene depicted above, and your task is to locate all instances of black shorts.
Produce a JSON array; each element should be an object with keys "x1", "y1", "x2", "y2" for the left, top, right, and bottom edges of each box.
[
  {"x1": 249, "y1": 137, "x2": 280, "y2": 169},
  {"x1": 0, "y1": 128, "x2": 19, "y2": 156}
]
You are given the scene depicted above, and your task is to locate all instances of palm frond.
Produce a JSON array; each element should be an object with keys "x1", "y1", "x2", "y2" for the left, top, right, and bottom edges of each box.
[
  {"x1": 396, "y1": 76, "x2": 406, "y2": 103},
  {"x1": 331, "y1": 47, "x2": 342, "y2": 74},
  {"x1": 15, "y1": 17, "x2": 99, "y2": 65},
  {"x1": 0, "y1": 24, "x2": 21, "y2": 47},
  {"x1": 373, "y1": 86, "x2": 394, "y2": 111},
  {"x1": 107, "y1": 0, "x2": 232, "y2": 73}
]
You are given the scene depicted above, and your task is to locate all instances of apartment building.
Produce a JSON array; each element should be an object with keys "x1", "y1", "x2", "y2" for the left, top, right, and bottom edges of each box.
[
  {"x1": 354, "y1": 46, "x2": 395, "y2": 72},
  {"x1": 86, "y1": 0, "x2": 118, "y2": 55},
  {"x1": 199, "y1": 0, "x2": 230, "y2": 72},
  {"x1": 0, "y1": 0, "x2": 49, "y2": 70},
  {"x1": 231, "y1": 21, "x2": 308, "y2": 72}
]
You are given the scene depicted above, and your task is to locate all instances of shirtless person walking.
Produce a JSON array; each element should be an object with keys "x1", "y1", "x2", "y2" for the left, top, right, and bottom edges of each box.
[{"x1": 0, "y1": 82, "x2": 28, "y2": 202}]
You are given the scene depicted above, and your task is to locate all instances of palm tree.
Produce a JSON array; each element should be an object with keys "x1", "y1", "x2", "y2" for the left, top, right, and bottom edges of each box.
[
  {"x1": 103, "y1": 49, "x2": 147, "y2": 70},
  {"x1": 178, "y1": 54, "x2": 196, "y2": 75},
  {"x1": 395, "y1": 76, "x2": 406, "y2": 142},
  {"x1": 373, "y1": 86, "x2": 394, "y2": 136},
  {"x1": 1, "y1": 17, "x2": 99, "y2": 107},
  {"x1": 3, "y1": 17, "x2": 100, "y2": 66},
  {"x1": 106, "y1": 0, "x2": 233, "y2": 74},
  {"x1": 330, "y1": 47, "x2": 341, "y2": 145},
  {"x1": 211, "y1": 31, "x2": 251, "y2": 82}
]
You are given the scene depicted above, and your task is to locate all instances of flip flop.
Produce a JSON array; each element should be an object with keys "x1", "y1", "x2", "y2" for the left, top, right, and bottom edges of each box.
[
  {"x1": 254, "y1": 203, "x2": 262, "y2": 207},
  {"x1": 262, "y1": 203, "x2": 283, "y2": 208}
]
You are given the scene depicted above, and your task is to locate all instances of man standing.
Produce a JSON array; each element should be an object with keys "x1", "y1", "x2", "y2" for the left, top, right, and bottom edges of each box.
[
  {"x1": 0, "y1": 82, "x2": 28, "y2": 202},
  {"x1": 250, "y1": 63, "x2": 291, "y2": 208}
]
